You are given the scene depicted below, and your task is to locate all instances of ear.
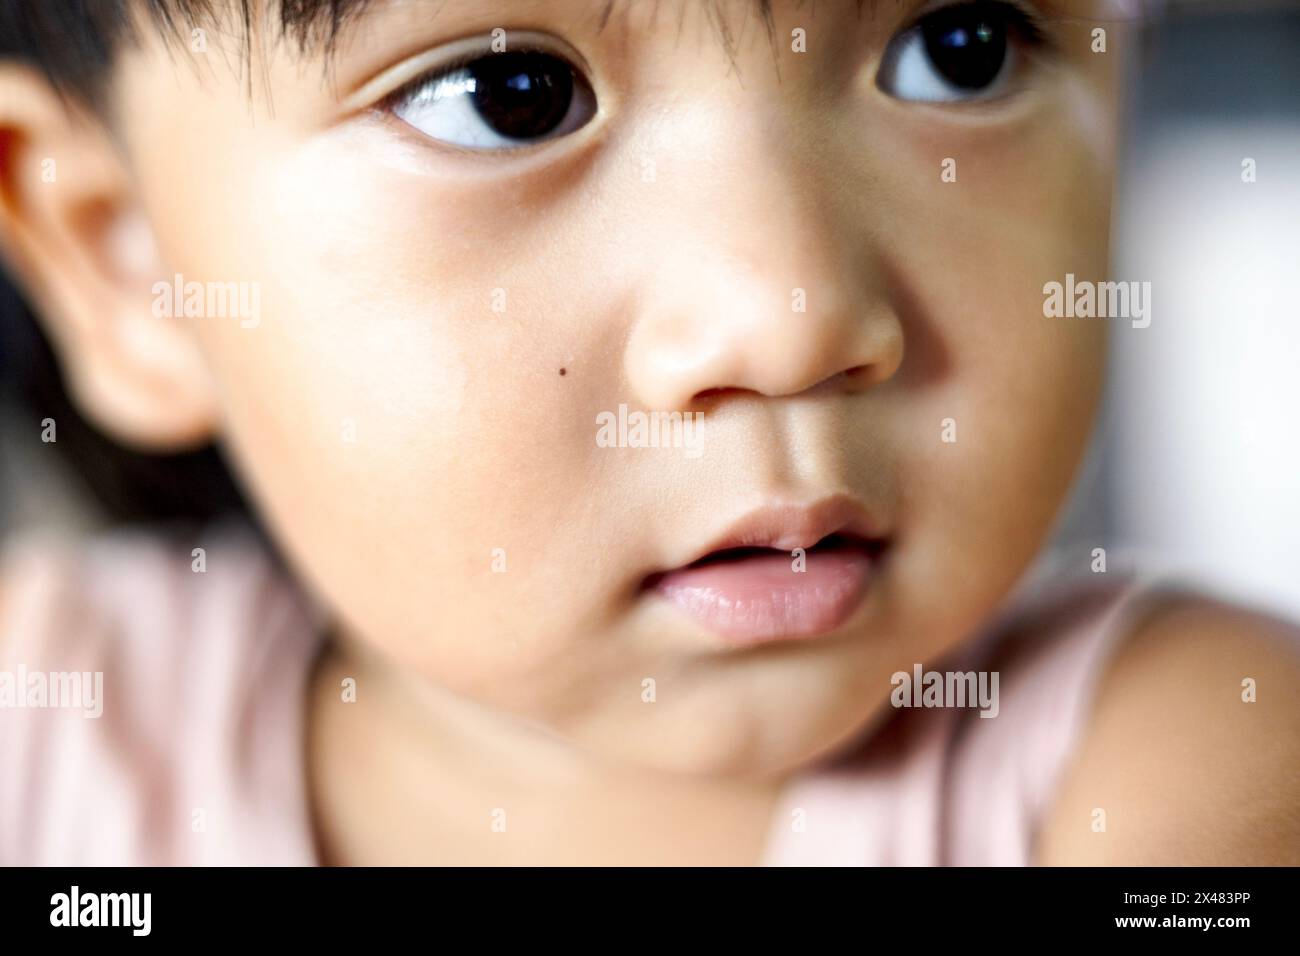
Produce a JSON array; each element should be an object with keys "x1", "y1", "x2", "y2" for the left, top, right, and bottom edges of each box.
[{"x1": 0, "y1": 65, "x2": 218, "y2": 452}]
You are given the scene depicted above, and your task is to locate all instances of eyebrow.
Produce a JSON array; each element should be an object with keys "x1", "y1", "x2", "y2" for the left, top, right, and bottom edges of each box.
[
  {"x1": 183, "y1": 0, "x2": 378, "y2": 55},
  {"x1": 205, "y1": 0, "x2": 857, "y2": 57},
  {"x1": 168, "y1": 0, "x2": 1143, "y2": 70}
]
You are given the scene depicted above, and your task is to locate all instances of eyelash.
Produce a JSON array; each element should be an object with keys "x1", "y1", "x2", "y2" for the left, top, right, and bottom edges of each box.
[
  {"x1": 909, "y1": 0, "x2": 1049, "y2": 42},
  {"x1": 876, "y1": 0, "x2": 1054, "y2": 104},
  {"x1": 381, "y1": 51, "x2": 482, "y2": 127},
  {"x1": 379, "y1": 1, "x2": 1054, "y2": 152},
  {"x1": 381, "y1": 42, "x2": 594, "y2": 153}
]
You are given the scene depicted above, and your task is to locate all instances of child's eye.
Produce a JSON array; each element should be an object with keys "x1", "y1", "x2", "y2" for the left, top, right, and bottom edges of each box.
[
  {"x1": 876, "y1": 1, "x2": 1046, "y2": 104},
  {"x1": 388, "y1": 49, "x2": 597, "y2": 150}
]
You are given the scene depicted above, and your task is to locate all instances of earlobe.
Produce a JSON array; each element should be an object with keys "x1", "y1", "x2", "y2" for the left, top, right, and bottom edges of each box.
[{"x1": 0, "y1": 64, "x2": 219, "y2": 452}]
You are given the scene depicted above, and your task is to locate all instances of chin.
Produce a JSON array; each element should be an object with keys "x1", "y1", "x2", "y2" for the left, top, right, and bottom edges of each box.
[{"x1": 600, "y1": 700, "x2": 885, "y2": 781}]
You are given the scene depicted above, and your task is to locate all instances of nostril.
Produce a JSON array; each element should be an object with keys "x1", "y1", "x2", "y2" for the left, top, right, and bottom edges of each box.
[
  {"x1": 839, "y1": 364, "x2": 885, "y2": 390},
  {"x1": 691, "y1": 386, "x2": 758, "y2": 405}
]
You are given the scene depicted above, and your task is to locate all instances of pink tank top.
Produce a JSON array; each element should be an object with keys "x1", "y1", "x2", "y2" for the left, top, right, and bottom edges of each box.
[{"x1": 0, "y1": 523, "x2": 1171, "y2": 866}]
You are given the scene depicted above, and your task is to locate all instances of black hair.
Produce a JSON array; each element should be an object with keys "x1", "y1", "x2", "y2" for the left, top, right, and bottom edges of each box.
[
  {"x1": 0, "y1": 1, "x2": 381, "y2": 527},
  {"x1": 0, "y1": 0, "x2": 832, "y2": 527},
  {"x1": 0, "y1": 6, "x2": 324, "y2": 524},
  {"x1": 0, "y1": 1, "x2": 858, "y2": 109},
  {"x1": 0, "y1": 278, "x2": 251, "y2": 525},
  {"x1": 0, "y1": 1, "x2": 376, "y2": 109}
]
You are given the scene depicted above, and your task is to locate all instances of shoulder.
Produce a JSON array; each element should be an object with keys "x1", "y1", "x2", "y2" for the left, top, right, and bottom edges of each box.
[
  {"x1": 0, "y1": 520, "x2": 291, "y2": 753},
  {"x1": 0, "y1": 521, "x2": 286, "y2": 672},
  {"x1": 0, "y1": 521, "x2": 319, "y2": 864},
  {"x1": 1037, "y1": 591, "x2": 1300, "y2": 865}
]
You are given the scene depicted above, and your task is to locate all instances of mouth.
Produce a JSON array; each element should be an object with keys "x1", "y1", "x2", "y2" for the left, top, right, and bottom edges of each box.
[{"x1": 644, "y1": 497, "x2": 890, "y2": 648}]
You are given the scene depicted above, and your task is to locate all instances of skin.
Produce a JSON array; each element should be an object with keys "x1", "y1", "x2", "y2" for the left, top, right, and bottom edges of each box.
[{"x1": 0, "y1": 0, "x2": 1295, "y2": 865}]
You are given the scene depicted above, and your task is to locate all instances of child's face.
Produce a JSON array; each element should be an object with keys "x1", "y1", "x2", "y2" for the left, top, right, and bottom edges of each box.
[{"x1": 108, "y1": 0, "x2": 1121, "y2": 775}]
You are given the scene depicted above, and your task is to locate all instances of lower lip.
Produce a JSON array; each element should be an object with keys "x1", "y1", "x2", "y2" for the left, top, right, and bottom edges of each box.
[{"x1": 651, "y1": 547, "x2": 875, "y2": 647}]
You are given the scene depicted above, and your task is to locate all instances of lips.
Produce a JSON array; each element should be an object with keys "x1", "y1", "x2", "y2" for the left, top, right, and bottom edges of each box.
[{"x1": 645, "y1": 497, "x2": 888, "y2": 647}]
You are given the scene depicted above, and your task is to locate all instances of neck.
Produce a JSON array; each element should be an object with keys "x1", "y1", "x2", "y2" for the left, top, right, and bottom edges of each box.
[{"x1": 305, "y1": 634, "x2": 787, "y2": 866}]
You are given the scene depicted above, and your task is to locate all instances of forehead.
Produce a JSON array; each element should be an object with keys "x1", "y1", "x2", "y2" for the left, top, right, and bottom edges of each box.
[
  {"x1": 171, "y1": 0, "x2": 1148, "y2": 55},
  {"x1": 115, "y1": 0, "x2": 1132, "y2": 125}
]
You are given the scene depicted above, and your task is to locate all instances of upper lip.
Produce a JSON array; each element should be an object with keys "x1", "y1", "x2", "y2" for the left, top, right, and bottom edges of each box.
[{"x1": 661, "y1": 495, "x2": 888, "y2": 572}]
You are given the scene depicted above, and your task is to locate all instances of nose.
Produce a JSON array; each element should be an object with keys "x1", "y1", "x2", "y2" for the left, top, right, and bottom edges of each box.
[{"x1": 623, "y1": 127, "x2": 903, "y2": 411}]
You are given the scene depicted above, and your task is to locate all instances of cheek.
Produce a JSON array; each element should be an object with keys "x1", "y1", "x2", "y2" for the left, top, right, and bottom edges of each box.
[
  {"x1": 168, "y1": 138, "x2": 623, "y2": 696},
  {"x1": 870, "y1": 95, "x2": 1112, "y2": 647}
]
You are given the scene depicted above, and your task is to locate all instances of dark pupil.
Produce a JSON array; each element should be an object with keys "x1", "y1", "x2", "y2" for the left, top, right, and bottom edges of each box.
[
  {"x1": 469, "y1": 51, "x2": 574, "y2": 140},
  {"x1": 921, "y1": 5, "x2": 1008, "y2": 90}
]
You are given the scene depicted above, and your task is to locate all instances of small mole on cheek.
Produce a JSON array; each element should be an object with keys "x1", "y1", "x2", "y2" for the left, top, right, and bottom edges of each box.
[{"x1": 559, "y1": 368, "x2": 567, "y2": 376}]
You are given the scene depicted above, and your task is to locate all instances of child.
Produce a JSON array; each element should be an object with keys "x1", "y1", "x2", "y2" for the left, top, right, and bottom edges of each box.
[{"x1": 0, "y1": 0, "x2": 1296, "y2": 865}]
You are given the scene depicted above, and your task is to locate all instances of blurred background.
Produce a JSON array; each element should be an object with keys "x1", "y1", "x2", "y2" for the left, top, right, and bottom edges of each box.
[
  {"x1": 1054, "y1": 0, "x2": 1300, "y2": 619},
  {"x1": 2, "y1": 0, "x2": 1299, "y2": 617}
]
